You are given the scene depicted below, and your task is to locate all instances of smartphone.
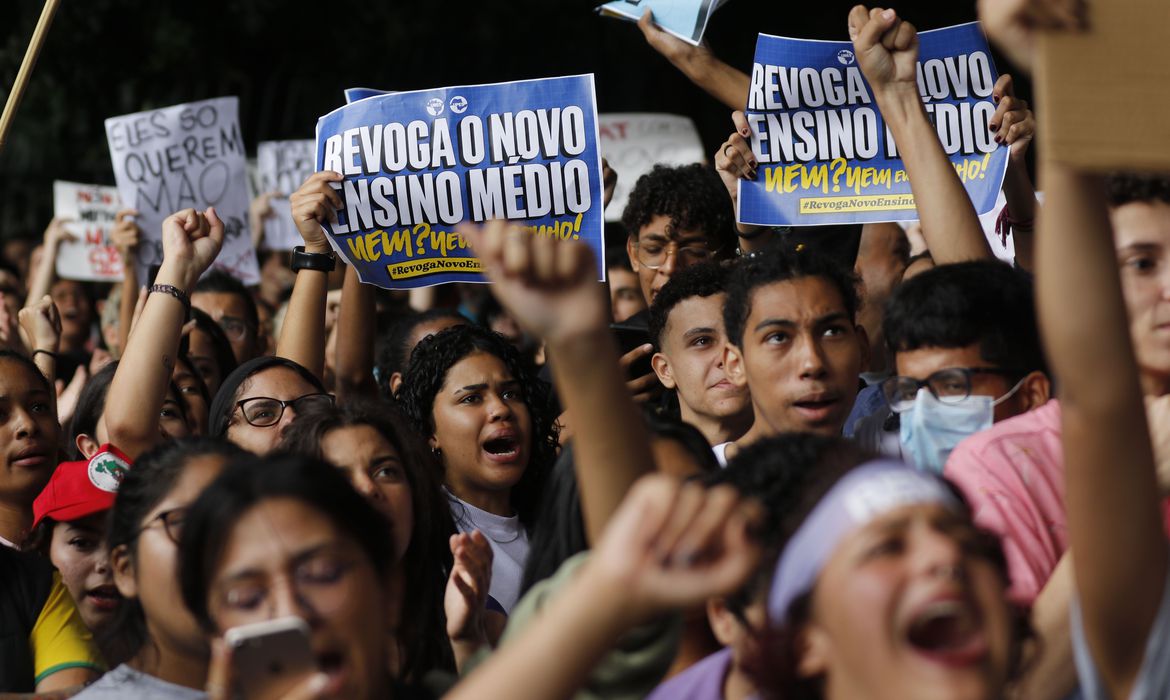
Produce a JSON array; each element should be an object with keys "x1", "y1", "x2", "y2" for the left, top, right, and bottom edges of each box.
[
  {"x1": 224, "y1": 617, "x2": 317, "y2": 699},
  {"x1": 611, "y1": 322, "x2": 654, "y2": 379}
]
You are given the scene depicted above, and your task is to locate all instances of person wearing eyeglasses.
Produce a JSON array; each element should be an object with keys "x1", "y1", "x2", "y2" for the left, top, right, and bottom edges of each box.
[
  {"x1": 874, "y1": 261, "x2": 1050, "y2": 472},
  {"x1": 621, "y1": 163, "x2": 737, "y2": 309},
  {"x1": 72, "y1": 437, "x2": 246, "y2": 699},
  {"x1": 207, "y1": 356, "x2": 331, "y2": 456},
  {"x1": 192, "y1": 271, "x2": 264, "y2": 365}
]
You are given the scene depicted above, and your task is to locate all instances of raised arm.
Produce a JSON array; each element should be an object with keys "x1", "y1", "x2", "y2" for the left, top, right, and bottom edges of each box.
[
  {"x1": 24, "y1": 218, "x2": 72, "y2": 311},
  {"x1": 276, "y1": 171, "x2": 343, "y2": 378},
  {"x1": 1035, "y1": 156, "x2": 1166, "y2": 700},
  {"x1": 18, "y1": 296, "x2": 60, "y2": 415},
  {"x1": 850, "y1": 6, "x2": 992, "y2": 263},
  {"x1": 714, "y1": 110, "x2": 771, "y2": 253},
  {"x1": 333, "y1": 264, "x2": 378, "y2": 403},
  {"x1": 109, "y1": 208, "x2": 141, "y2": 358},
  {"x1": 447, "y1": 476, "x2": 760, "y2": 700},
  {"x1": 990, "y1": 74, "x2": 1039, "y2": 270},
  {"x1": 637, "y1": 10, "x2": 750, "y2": 110},
  {"x1": 104, "y1": 208, "x2": 223, "y2": 459},
  {"x1": 460, "y1": 220, "x2": 653, "y2": 543}
]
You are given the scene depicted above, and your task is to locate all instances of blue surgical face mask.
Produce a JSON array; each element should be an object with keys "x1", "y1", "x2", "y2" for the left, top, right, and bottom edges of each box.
[{"x1": 899, "y1": 380, "x2": 1024, "y2": 473}]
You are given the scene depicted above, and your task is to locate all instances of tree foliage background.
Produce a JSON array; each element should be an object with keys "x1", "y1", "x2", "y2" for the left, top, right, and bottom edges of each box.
[{"x1": 0, "y1": 0, "x2": 989, "y2": 241}]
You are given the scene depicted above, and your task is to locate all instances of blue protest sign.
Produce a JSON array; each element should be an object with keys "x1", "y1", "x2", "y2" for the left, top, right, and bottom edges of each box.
[
  {"x1": 737, "y1": 22, "x2": 1007, "y2": 227},
  {"x1": 344, "y1": 87, "x2": 389, "y2": 105},
  {"x1": 316, "y1": 75, "x2": 604, "y2": 290}
]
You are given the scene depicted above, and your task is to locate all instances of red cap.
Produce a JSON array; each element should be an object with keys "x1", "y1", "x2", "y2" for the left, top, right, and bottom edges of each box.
[{"x1": 32, "y1": 445, "x2": 132, "y2": 530}]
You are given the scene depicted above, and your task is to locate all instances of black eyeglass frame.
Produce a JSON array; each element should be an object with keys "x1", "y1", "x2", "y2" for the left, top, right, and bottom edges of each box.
[
  {"x1": 233, "y1": 392, "x2": 335, "y2": 427},
  {"x1": 880, "y1": 366, "x2": 1027, "y2": 413}
]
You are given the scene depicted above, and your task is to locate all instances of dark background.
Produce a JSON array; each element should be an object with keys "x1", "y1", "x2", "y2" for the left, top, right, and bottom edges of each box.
[{"x1": 0, "y1": 0, "x2": 1011, "y2": 241}]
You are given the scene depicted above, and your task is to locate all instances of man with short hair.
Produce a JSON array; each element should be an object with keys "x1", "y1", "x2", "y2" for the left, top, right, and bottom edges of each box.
[
  {"x1": 871, "y1": 260, "x2": 1052, "y2": 471},
  {"x1": 648, "y1": 262, "x2": 752, "y2": 449},
  {"x1": 718, "y1": 247, "x2": 865, "y2": 463},
  {"x1": 192, "y1": 271, "x2": 263, "y2": 363},
  {"x1": 606, "y1": 248, "x2": 647, "y2": 323}
]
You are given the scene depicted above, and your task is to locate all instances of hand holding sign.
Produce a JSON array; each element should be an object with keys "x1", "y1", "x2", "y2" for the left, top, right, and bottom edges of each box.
[
  {"x1": 989, "y1": 74, "x2": 1034, "y2": 159},
  {"x1": 848, "y1": 6, "x2": 920, "y2": 99},
  {"x1": 459, "y1": 219, "x2": 607, "y2": 346},
  {"x1": 159, "y1": 208, "x2": 225, "y2": 291},
  {"x1": 290, "y1": 171, "x2": 342, "y2": 254},
  {"x1": 109, "y1": 209, "x2": 140, "y2": 259}
]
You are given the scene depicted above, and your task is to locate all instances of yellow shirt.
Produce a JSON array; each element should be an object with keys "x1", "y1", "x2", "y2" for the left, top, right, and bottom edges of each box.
[{"x1": 29, "y1": 572, "x2": 104, "y2": 685}]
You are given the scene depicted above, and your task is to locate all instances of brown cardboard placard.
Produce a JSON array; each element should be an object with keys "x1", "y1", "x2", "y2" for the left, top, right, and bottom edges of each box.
[{"x1": 1037, "y1": 0, "x2": 1170, "y2": 172}]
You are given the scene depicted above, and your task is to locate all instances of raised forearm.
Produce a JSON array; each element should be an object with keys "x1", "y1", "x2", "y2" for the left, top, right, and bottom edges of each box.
[
  {"x1": 877, "y1": 89, "x2": 991, "y2": 263},
  {"x1": 276, "y1": 241, "x2": 330, "y2": 378},
  {"x1": 547, "y1": 328, "x2": 654, "y2": 544},
  {"x1": 334, "y1": 265, "x2": 377, "y2": 402}
]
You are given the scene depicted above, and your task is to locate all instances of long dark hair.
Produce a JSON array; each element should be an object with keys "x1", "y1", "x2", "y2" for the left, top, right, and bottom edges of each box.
[
  {"x1": 102, "y1": 437, "x2": 246, "y2": 662},
  {"x1": 279, "y1": 399, "x2": 456, "y2": 680},
  {"x1": 397, "y1": 325, "x2": 558, "y2": 531},
  {"x1": 178, "y1": 454, "x2": 397, "y2": 631},
  {"x1": 66, "y1": 362, "x2": 117, "y2": 459},
  {"x1": 186, "y1": 307, "x2": 238, "y2": 391}
]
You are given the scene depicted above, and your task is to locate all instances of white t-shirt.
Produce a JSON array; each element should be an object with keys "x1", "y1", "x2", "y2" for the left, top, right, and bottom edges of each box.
[
  {"x1": 73, "y1": 664, "x2": 205, "y2": 699},
  {"x1": 712, "y1": 442, "x2": 731, "y2": 468},
  {"x1": 1072, "y1": 556, "x2": 1170, "y2": 699},
  {"x1": 448, "y1": 494, "x2": 530, "y2": 613}
]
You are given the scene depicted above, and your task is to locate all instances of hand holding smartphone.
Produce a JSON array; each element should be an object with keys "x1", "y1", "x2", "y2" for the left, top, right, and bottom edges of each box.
[{"x1": 208, "y1": 617, "x2": 323, "y2": 700}]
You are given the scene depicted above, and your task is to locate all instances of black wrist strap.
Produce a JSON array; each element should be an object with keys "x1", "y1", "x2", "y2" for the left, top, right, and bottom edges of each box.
[
  {"x1": 148, "y1": 284, "x2": 191, "y2": 314},
  {"x1": 291, "y1": 246, "x2": 336, "y2": 273}
]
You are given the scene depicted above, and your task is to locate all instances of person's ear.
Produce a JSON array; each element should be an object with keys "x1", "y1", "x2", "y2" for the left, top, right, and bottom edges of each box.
[
  {"x1": 724, "y1": 344, "x2": 748, "y2": 389},
  {"x1": 626, "y1": 236, "x2": 641, "y2": 273},
  {"x1": 389, "y1": 372, "x2": 404, "y2": 397},
  {"x1": 1018, "y1": 371, "x2": 1052, "y2": 412},
  {"x1": 651, "y1": 352, "x2": 676, "y2": 390},
  {"x1": 111, "y1": 544, "x2": 137, "y2": 599},
  {"x1": 707, "y1": 598, "x2": 739, "y2": 647},
  {"x1": 75, "y1": 434, "x2": 100, "y2": 460},
  {"x1": 428, "y1": 434, "x2": 441, "y2": 455},
  {"x1": 854, "y1": 324, "x2": 871, "y2": 374},
  {"x1": 796, "y1": 621, "x2": 832, "y2": 679}
]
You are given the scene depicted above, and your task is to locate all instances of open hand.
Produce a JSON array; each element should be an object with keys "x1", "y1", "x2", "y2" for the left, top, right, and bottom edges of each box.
[{"x1": 445, "y1": 531, "x2": 493, "y2": 643}]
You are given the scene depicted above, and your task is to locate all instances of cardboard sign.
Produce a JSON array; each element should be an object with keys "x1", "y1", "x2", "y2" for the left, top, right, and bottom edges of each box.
[
  {"x1": 53, "y1": 181, "x2": 124, "y2": 281},
  {"x1": 598, "y1": 113, "x2": 706, "y2": 222},
  {"x1": 257, "y1": 140, "x2": 315, "y2": 250},
  {"x1": 316, "y1": 75, "x2": 605, "y2": 290},
  {"x1": 105, "y1": 97, "x2": 260, "y2": 284},
  {"x1": 738, "y1": 23, "x2": 1008, "y2": 227}
]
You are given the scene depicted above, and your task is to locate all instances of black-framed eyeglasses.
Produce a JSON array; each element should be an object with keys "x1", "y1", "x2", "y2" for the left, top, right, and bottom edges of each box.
[
  {"x1": 634, "y1": 240, "x2": 717, "y2": 270},
  {"x1": 880, "y1": 367, "x2": 1025, "y2": 413},
  {"x1": 234, "y1": 393, "x2": 335, "y2": 427},
  {"x1": 136, "y1": 508, "x2": 187, "y2": 545}
]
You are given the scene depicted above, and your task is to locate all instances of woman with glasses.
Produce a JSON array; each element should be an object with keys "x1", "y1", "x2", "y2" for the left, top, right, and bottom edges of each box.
[
  {"x1": 398, "y1": 325, "x2": 559, "y2": 612},
  {"x1": 179, "y1": 454, "x2": 426, "y2": 699},
  {"x1": 72, "y1": 437, "x2": 246, "y2": 699},
  {"x1": 208, "y1": 356, "x2": 332, "y2": 455}
]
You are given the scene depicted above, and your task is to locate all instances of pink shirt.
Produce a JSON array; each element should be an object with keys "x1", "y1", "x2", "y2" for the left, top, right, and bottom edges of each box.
[{"x1": 944, "y1": 400, "x2": 1067, "y2": 606}]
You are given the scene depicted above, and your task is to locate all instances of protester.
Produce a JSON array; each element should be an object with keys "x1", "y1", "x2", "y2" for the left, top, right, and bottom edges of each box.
[
  {"x1": 208, "y1": 355, "x2": 331, "y2": 455},
  {"x1": 375, "y1": 309, "x2": 468, "y2": 398},
  {"x1": 606, "y1": 247, "x2": 647, "y2": 324},
  {"x1": 192, "y1": 271, "x2": 263, "y2": 365},
  {"x1": 72, "y1": 437, "x2": 245, "y2": 698},
  {"x1": 280, "y1": 399, "x2": 498, "y2": 679},
  {"x1": 647, "y1": 261, "x2": 752, "y2": 452},
  {"x1": 178, "y1": 454, "x2": 427, "y2": 699},
  {"x1": 398, "y1": 324, "x2": 558, "y2": 612},
  {"x1": 187, "y1": 307, "x2": 239, "y2": 400},
  {"x1": 25, "y1": 446, "x2": 132, "y2": 665}
]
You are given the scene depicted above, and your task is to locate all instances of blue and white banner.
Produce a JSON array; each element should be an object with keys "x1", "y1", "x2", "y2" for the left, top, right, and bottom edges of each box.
[
  {"x1": 738, "y1": 22, "x2": 1007, "y2": 227},
  {"x1": 316, "y1": 75, "x2": 605, "y2": 290}
]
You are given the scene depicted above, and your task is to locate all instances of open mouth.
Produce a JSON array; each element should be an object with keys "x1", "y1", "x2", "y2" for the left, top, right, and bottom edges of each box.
[
  {"x1": 85, "y1": 585, "x2": 122, "y2": 611},
  {"x1": 483, "y1": 437, "x2": 520, "y2": 459},
  {"x1": 792, "y1": 395, "x2": 840, "y2": 419},
  {"x1": 316, "y1": 651, "x2": 347, "y2": 694},
  {"x1": 904, "y1": 599, "x2": 987, "y2": 666}
]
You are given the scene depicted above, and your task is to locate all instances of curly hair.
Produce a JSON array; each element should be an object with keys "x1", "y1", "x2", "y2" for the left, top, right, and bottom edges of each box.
[
  {"x1": 723, "y1": 245, "x2": 861, "y2": 349},
  {"x1": 279, "y1": 399, "x2": 456, "y2": 680},
  {"x1": 1107, "y1": 173, "x2": 1170, "y2": 207},
  {"x1": 620, "y1": 163, "x2": 736, "y2": 254},
  {"x1": 647, "y1": 260, "x2": 733, "y2": 349},
  {"x1": 374, "y1": 309, "x2": 469, "y2": 398},
  {"x1": 396, "y1": 325, "x2": 558, "y2": 531}
]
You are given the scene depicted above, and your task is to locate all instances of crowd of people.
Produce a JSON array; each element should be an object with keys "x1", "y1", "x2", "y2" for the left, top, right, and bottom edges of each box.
[{"x1": 0, "y1": 1, "x2": 1166, "y2": 698}]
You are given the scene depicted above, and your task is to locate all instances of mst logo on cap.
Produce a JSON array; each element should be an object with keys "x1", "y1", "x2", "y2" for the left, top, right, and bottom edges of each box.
[{"x1": 88, "y1": 449, "x2": 130, "y2": 493}]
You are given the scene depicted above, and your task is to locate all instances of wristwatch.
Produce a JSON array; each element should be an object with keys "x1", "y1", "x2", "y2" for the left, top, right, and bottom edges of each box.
[{"x1": 290, "y1": 246, "x2": 336, "y2": 273}]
